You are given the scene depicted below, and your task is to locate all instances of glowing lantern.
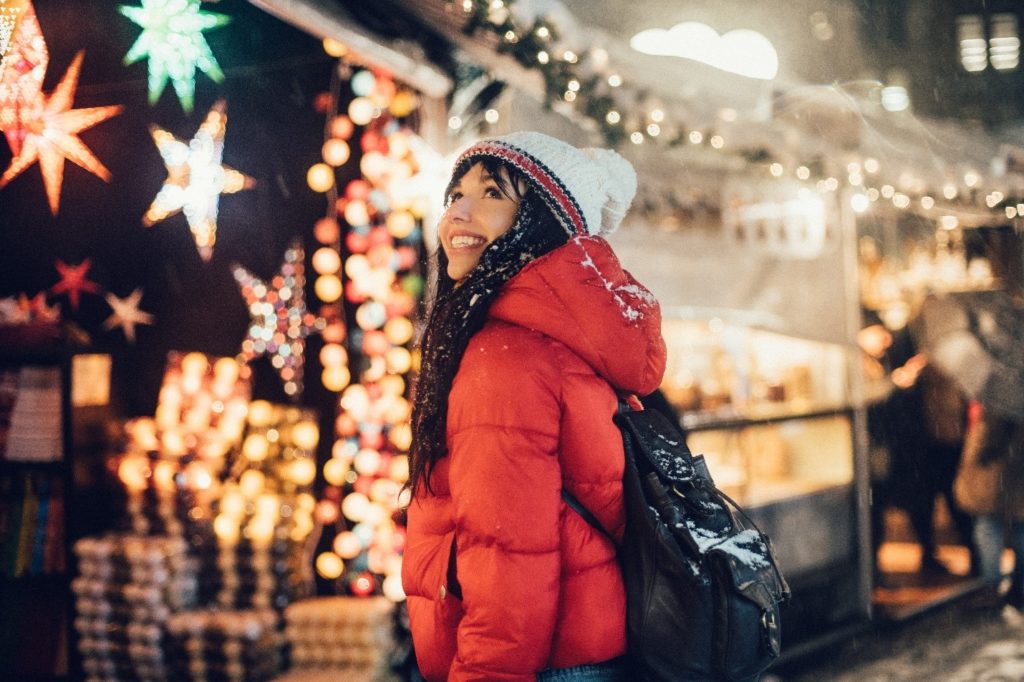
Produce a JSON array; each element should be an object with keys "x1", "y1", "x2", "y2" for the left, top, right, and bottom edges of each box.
[
  {"x1": 314, "y1": 274, "x2": 343, "y2": 303},
  {"x1": 385, "y1": 347, "x2": 412, "y2": 374},
  {"x1": 319, "y1": 343, "x2": 348, "y2": 367},
  {"x1": 239, "y1": 469, "x2": 266, "y2": 498},
  {"x1": 334, "y1": 531, "x2": 362, "y2": 559},
  {"x1": 386, "y1": 210, "x2": 416, "y2": 239},
  {"x1": 291, "y1": 421, "x2": 319, "y2": 450},
  {"x1": 290, "y1": 458, "x2": 317, "y2": 486},
  {"x1": 322, "y1": 138, "x2": 350, "y2": 166},
  {"x1": 384, "y1": 317, "x2": 414, "y2": 345},
  {"x1": 118, "y1": 456, "x2": 150, "y2": 492},
  {"x1": 314, "y1": 217, "x2": 340, "y2": 244},
  {"x1": 350, "y1": 70, "x2": 376, "y2": 97},
  {"x1": 321, "y1": 365, "x2": 351, "y2": 392},
  {"x1": 323, "y1": 457, "x2": 350, "y2": 486},
  {"x1": 315, "y1": 499, "x2": 340, "y2": 524},
  {"x1": 220, "y1": 489, "x2": 245, "y2": 518},
  {"x1": 389, "y1": 454, "x2": 410, "y2": 482},
  {"x1": 355, "y1": 301, "x2": 387, "y2": 330},
  {"x1": 348, "y1": 96, "x2": 375, "y2": 125},
  {"x1": 307, "y1": 162, "x2": 334, "y2": 192},
  {"x1": 351, "y1": 572, "x2": 375, "y2": 596},
  {"x1": 312, "y1": 247, "x2": 341, "y2": 275},
  {"x1": 214, "y1": 514, "x2": 241, "y2": 545},
  {"x1": 342, "y1": 492, "x2": 370, "y2": 521},
  {"x1": 354, "y1": 448, "x2": 381, "y2": 476},
  {"x1": 389, "y1": 90, "x2": 418, "y2": 117},
  {"x1": 329, "y1": 115, "x2": 354, "y2": 139},
  {"x1": 383, "y1": 573, "x2": 406, "y2": 602},
  {"x1": 343, "y1": 199, "x2": 370, "y2": 226},
  {"x1": 315, "y1": 552, "x2": 344, "y2": 579},
  {"x1": 248, "y1": 400, "x2": 274, "y2": 427}
]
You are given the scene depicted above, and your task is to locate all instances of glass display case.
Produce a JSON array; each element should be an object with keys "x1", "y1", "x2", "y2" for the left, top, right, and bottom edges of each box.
[{"x1": 659, "y1": 316, "x2": 868, "y2": 650}]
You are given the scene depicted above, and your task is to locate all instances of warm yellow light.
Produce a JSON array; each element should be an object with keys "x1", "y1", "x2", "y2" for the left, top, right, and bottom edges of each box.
[
  {"x1": 291, "y1": 512, "x2": 315, "y2": 541},
  {"x1": 239, "y1": 469, "x2": 266, "y2": 497},
  {"x1": 290, "y1": 457, "x2": 317, "y2": 486},
  {"x1": 322, "y1": 138, "x2": 351, "y2": 167},
  {"x1": 319, "y1": 343, "x2": 348, "y2": 368},
  {"x1": 248, "y1": 400, "x2": 274, "y2": 427},
  {"x1": 321, "y1": 365, "x2": 351, "y2": 392},
  {"x1": 334, "y1": 531, "x2": 363, "y2": 559},
  {"x1": 247, "y1": 516, "x2": 275, "y2": 546},
  {"x1": 291, "y1": 421, "x2": 319, "y2": 450},
  {"x1": 348, "y1": 97, "x2": 376, "y2": 125},
  {"x1": 345, "y1": 253, "x2": 370, "y2": 279},
  {"x1": 389, "y1": 90, "x2": 418, "y2": 117},
  {"x1": 323, "y1": 457, "x2": 351, "y2": 486},
  {"x1": 389, "y1": 425, "x2": 412, "y2": 454},
  {"x1": 342, "y1": 492, "x2": 370, "y2": 521},
  {"x1": 315, "y1": 551, "x2": 344, "y2": 579},
  {"x1": 220, "y1": 489, "x2": 245, "y2": 518},
  {"x1": 118, "y1": 456, "x2": 150, "y2": 493},
  {"x1": 322, "y1": 38, "x2": 348, "y2": 57},
  {"x1": 354, "y1": 448, "x2": 382, "y2": 475},
  {"x1": 315, "y1": 499, "x2": 340, "y2": 524},
  {"x1": 153, "y1": 461, "x2": 177, "y2": 492},
  {"x1": 307, "y1": 163, "x2": 334, "y2": 192},
  {"x1": 379, "y1": 374, "x2": 405, "y2": 396},
  {"x1": 386, "y1": 347, "x2": 412, "y2": 374},
  {"x1": 255, "y1": 493, "x2": 280, "y2": 520},
  {"x1": 343, "y1": 199, "x2": 370, "y2": 227},
  {"x1": 386, "y1": 210, "x2": 416, "y2": 238},
  {"x1": 181, "y1": 352, "x2": 209, "y2": 378},
  {"x1": 340, "y1": 384, "x2": 371, "y2": 421},
  {"x1": 314, "y1": 274, "x2": 343, "y2": 302},
  {"x1": 312, "y1": 247, "x2": 342, "y2": 275},
  {"x1": 214, "y1": 514, "x2": 240, "y2": 545},
  {"x1": 243, "y1": 434, "x2": 269, "y2": 461},
  {"x1": 383, "y1": 573, "x2": 406, "y2": 602}
]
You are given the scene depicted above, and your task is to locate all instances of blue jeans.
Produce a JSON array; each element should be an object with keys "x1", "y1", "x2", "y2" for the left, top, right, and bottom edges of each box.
[
  {"x1": 973, "y1": 514, "x2": 1024, "y2": 590},
  {"x1": 537, "y1": 657, "x2": 631, "y2": 682}
]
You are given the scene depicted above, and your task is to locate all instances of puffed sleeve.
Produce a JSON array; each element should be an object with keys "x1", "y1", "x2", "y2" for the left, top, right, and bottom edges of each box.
[{"x1": 445, "y1": 325, "x2": 563, "y2": 681}]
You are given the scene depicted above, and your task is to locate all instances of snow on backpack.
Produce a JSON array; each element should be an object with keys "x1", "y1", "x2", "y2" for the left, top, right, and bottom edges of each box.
[{"x1": 562, "y1": 402, "x2": 790, "y2": 681}]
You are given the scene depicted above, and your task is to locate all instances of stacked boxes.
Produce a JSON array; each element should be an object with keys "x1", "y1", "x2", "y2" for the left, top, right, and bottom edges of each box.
[
  {"x1": 164, "y1": 609, "x2": 281, "y2": 682},
  {"x1": 284, "y1": 596, "x2": 397, "y2": 679}
]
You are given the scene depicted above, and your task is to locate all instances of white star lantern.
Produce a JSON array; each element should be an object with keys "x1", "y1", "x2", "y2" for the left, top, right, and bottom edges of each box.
[
  {"x1": 233, "y1": 242, "x2": 322, "y2": 398},
  {"x1": 103, "y1": 288, "x2": 154, "y2": 344},
  {"x1": 143, "y1": 100, "x2": 253, "y2": 261},
  {"x1": 119, "y1": 0, "x2": 230, "y2": 113}
]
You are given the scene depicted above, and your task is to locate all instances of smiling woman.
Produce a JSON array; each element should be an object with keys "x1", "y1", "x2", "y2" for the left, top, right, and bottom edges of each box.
[{"x1": 438, "y1": 162, "x2": 525, "y2": 280}]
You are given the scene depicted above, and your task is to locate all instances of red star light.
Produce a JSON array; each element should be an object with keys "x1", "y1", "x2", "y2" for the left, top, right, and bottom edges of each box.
[{"x1": 50, "y1": 258, "x2": 102, "y2": 311}]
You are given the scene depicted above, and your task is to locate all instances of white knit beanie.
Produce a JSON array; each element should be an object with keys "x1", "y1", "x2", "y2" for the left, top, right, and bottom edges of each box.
[{"x1": 454, "y1": 131, "x2": 637, "y2": 237}]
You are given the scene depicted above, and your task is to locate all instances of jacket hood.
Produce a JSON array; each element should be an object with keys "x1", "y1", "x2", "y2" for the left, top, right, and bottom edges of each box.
[{"x1": 488, "y1": 236, "x2": 666, "y2": 395}]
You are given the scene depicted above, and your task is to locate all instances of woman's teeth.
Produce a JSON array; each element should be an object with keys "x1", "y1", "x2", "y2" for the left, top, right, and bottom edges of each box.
[{"x1": 451, "y1": 235, "x2": 486, "y2": 248}]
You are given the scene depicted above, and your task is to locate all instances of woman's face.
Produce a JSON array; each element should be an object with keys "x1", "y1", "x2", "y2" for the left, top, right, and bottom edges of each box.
[{"x1": 439, "y1": 163, "x2": 522, "y2": 280}]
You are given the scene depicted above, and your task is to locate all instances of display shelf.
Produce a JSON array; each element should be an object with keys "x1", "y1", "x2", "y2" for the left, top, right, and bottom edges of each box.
[
  {"x1": 0, "y1": 345, "x2": 76, "y2": 679},
  {"x1": 682, "y1": 403, "x2": 852, "y2": 432}
]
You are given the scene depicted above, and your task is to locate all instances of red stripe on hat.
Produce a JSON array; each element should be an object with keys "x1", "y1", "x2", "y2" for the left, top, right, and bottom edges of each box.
[{"x1": 458, "y1": 142, "x2": 587, "y2": 236}]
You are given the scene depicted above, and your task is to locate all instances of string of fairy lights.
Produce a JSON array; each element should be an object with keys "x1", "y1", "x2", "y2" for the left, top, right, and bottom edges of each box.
[
  {"x1": 446, "y1": 0, "x2": 1024, "y2": 231},
  {"x1": 303, "y1": 41, "x2": 427, "y2": 600}
]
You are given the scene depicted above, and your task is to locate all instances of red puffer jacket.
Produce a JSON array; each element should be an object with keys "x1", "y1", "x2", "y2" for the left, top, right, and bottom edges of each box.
[{"x1": 402, "y1": 236, "x2": 666, "y2": 681}]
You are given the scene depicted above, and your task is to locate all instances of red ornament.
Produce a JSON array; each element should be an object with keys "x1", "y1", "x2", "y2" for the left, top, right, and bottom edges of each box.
[
  {"x1": 50, "y1": 259, "x2": 102, "y2": 311},
  {"x1": 345, "y1": 179, "x2": 371, "y2": 201}
]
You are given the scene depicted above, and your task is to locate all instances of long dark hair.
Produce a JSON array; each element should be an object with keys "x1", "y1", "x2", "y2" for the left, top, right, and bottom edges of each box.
[{"x1": 408, "y1": 157, "x2": 570, "y2": 496}]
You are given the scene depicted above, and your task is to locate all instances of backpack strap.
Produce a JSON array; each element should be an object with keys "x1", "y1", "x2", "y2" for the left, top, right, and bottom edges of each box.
[{"x1": 561, "y1": 489, "x2": 612, "y2": 542}]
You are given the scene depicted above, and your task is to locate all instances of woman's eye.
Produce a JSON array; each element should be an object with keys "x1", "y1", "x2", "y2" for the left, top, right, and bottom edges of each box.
[
  {"x1": 484, "y1": 187, "x2": 503, "y2": 198},
  {"x1": 446, "y1": 191, "x2": 462, "y2": 205}
]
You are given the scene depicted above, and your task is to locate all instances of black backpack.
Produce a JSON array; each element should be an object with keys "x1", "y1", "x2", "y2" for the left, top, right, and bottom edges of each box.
[{"x1": 562, "y1": 403, "x2": 790, "y2": 681}]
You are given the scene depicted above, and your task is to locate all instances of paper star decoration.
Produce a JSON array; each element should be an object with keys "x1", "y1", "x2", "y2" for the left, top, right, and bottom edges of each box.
[
  {"x1": 103, "y1": 288, "x2": 154, "y2": 344},
  {"x1": 119, "y1": 0, "x2": 230, "y2": 113},
  {"x1": 233, "y1": 242, "x2": 322, "y2": 397},
  {"x1": 0, "y1": 51, "x2": 122, "y2": 214},
  {"x1": 50, "y1": 258, "x2": 102, "y2": 311},
  {"x1": 0, "y1": 0, "x2": 29, "y2": 78},
  {"x1": 0, "y1": 0, "x2": 48, "y2": 156},
  {"x1": 143, "y1": 100, "x2": 254, "y2": 261}
]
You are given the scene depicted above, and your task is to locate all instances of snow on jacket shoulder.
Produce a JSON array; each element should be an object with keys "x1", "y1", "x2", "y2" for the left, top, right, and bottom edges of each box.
[{"x1": 403, "y1": 236, "x2": 667, "y2": 682}]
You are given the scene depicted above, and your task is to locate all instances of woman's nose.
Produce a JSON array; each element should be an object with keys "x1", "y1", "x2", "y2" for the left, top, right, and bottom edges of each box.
[{"x1": 447, "y1": 196, "x2": 472, "y2": 220}]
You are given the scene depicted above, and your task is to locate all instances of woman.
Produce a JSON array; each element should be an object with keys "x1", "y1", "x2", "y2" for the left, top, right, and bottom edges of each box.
[{"x1": 401, "y1": 131, "x2": 666, "y2": 681}]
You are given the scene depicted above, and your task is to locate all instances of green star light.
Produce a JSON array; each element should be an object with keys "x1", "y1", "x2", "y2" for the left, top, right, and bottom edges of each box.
[{"x1": 119, "y1": 0, "x2": 230, "y2": 113}]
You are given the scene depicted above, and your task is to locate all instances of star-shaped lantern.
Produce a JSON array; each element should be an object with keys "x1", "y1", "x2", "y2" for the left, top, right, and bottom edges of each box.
[
  {"x1": 233, "y1": 242, "x2": 322, "y2": 398},
  {"x1": 50, "y1": 258, "x2": 101, "y2": 311},
  {"x1": 143, "y1": 100, "x2": 254, "y2": 261},
  {"x1": 119, "y1": 0, "x2": 230, "y2": 113},
  {"x1": 0, "y1": 0, "x2": 48, "y2": 156},
  {"x1": 0, "y1": 51, "x2": 122, "y2": 214},
  {"x1": 103, "y1": 288, "x2": 154, "y2": 344}
]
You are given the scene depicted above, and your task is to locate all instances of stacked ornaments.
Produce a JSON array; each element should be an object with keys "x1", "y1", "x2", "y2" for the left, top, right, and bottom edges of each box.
[
  {"x1": 164, "y1": 609, "x2": 281, "y2": 682},
  {"x1": 72, "y1": 534, "x2": 198, "y2": 682},
  {"x1": 282, "y1": 596, "x2": 398, "y2": 680}
]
